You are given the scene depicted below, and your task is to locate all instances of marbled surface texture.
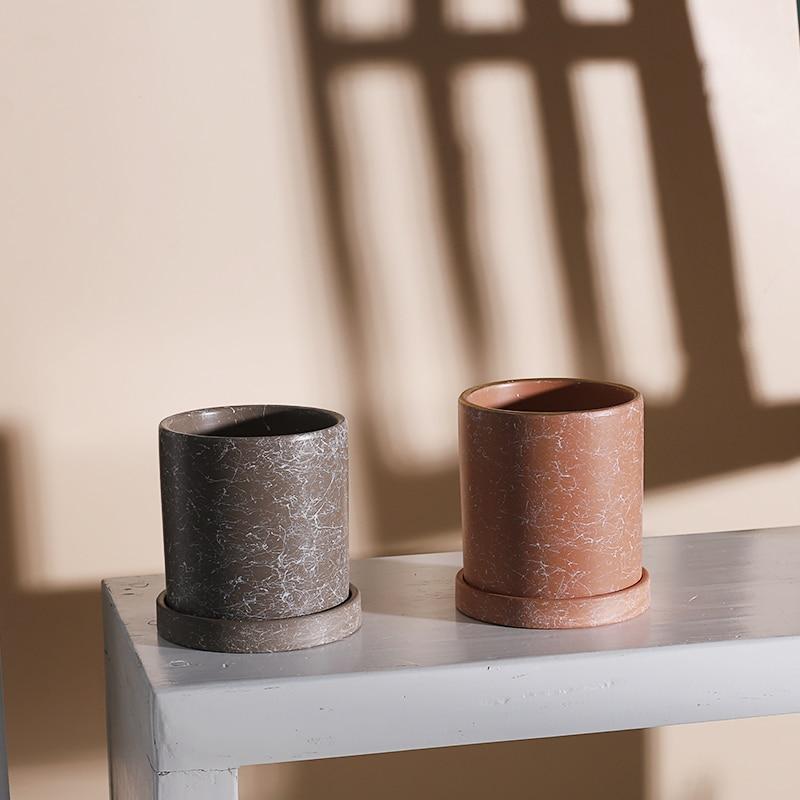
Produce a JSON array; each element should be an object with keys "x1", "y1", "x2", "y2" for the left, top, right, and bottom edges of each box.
[
  {"x1": 159, "y1": 405, "x2": 349, "y2": 624},
  {"x1": 459, "y1": 379, "x2": 644, "y2": 612}
]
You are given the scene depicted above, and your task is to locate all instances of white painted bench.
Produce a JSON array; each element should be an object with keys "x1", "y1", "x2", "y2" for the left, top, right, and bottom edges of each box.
[{"x1": 103, "y1": 527, "x2": 800, "y2": 799}]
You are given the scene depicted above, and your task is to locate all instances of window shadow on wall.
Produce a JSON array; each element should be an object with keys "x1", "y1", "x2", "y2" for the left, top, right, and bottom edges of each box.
[
  {"x1": 0, "y1": 1, "x2": 797, "y2": 796},
  {"x1": 0, "y1": 432, "x2": 106, "y2": 779},
  {"x1": 299, "y1": 0, "x2": 800, "y2": 558},
  {"x1": 277, "y1": 1, "x2": 800, "y2": 799}
]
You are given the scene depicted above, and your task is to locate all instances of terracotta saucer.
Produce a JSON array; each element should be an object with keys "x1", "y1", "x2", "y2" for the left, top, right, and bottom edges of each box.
[{"x1": 455, "y1": 568, "x2": 650, "y2": 629}]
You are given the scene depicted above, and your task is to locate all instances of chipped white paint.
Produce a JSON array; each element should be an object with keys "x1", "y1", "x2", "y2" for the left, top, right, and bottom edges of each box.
[{"x1": 105, "y1": 528, "x2": 800, "y2": 798}]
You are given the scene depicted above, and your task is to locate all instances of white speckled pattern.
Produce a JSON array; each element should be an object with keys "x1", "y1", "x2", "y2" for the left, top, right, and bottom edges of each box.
[{"x1": 159, "y1": 406, "x2": 350, "y2": 625}]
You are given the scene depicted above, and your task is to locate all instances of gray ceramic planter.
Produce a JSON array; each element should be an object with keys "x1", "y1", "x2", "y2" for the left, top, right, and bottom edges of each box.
[{"x1": 156, "y1": 405, "x2": 361, "y2": 653}]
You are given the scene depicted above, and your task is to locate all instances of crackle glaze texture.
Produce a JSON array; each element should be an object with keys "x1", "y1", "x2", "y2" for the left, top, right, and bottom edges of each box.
[
  {"x1": 457, "y1": 378, "x2": 647, "y2": 629},
  {"x1": 159, "y1": 405, "x2": 350, "y2": 626}
]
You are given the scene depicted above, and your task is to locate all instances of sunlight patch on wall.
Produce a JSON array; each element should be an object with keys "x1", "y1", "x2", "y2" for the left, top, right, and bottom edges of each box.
[
  {"x1": 570, "y1": 60, "x2": 686, "y2": 403},
  {"x1": 452, "y1": 64, "x2": 578, "y2": 380},
  {"x1": 444, "y1": 0, "x2": 524, "y2": 32},
  {"x1": 321, "y1": 0, "x2": 411, "y2": 39},
  {"x1": 561, "y1": 0, "x2": 631, "y2": 25},
  {"x1": 684, "y1": 0, "x2": 800, "y2": 406},
  {"x1": 329, "y1": 65, "x2": 470, "y2": 469},
  {"x1": 645, "y1": 458, "x2": 800, "y2": 538}
]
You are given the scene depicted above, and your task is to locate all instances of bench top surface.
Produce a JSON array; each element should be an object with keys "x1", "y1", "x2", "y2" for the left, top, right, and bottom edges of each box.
[{"x1": 104, "y1": 526, "x2": 800, "y2": 693}]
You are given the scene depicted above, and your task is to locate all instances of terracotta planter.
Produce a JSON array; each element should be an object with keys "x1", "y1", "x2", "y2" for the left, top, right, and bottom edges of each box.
[
  {"x1": 456, "y1": 378, "x2": 649, "y2": 629},
  {"x1": 156, "y1": 405, "x2": 361, "y2": 653}
]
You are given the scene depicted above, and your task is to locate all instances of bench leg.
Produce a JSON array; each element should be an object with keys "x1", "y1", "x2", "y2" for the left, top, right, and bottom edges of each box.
[
  {"x1": 0, "y1": 662, "x2": 8, "y2": 800},
  {"x1": 110, "y1": 760, "x2": 237, "y2": 800},
  {"x1": 148, "y1": 767, "x2": 238, "y2": 800},
  {"x1": 104, "y1": 589, "x2": 239, "y2": 799}
]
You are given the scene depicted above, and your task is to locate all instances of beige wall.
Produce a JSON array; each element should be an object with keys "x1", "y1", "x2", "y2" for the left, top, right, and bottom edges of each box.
[{"x1": 1, "y1": 0, "x2": 799, "y2": 797}]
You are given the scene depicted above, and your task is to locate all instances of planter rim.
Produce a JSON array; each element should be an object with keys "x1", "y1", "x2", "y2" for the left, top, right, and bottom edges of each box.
[
  {"x1": 160, "y1": 404, "x2": 345, "y2": 441},
  {"x1": 459, "y1": 377, "x2": 641, "y2": 418}
]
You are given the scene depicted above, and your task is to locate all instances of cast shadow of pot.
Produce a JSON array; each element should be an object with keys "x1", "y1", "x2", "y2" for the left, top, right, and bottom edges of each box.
[
  {"x1": 354, "y1": 556, "x2": 653, "y2": 654},
  {"x1": 354, "y1": 557, "x2": 482, "y2": 624}
]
